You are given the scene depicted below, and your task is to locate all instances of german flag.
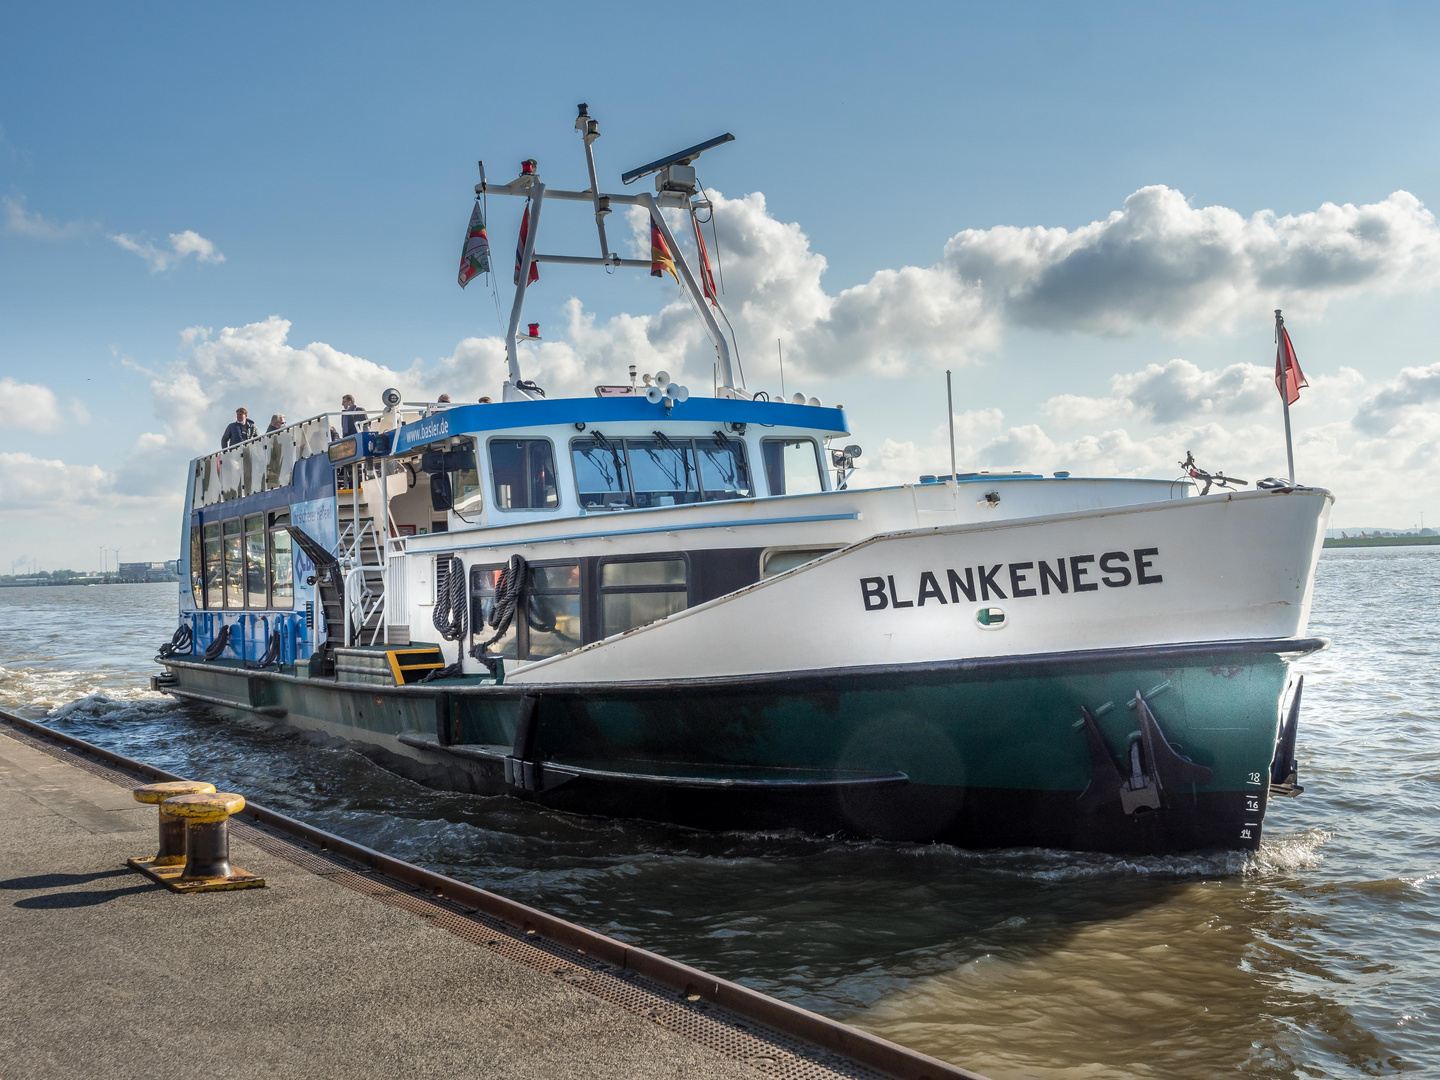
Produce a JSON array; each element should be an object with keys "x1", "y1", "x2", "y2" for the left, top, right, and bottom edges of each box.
[
  {"x1": 514, "y1": 204, "x2": 539, "y2": 287},
  {"x1": 692, "y1": 211, "x2": 718, "y2": 304},
  {"x1": 650, "y1": 219, "x2": 678, "y2": 282}
]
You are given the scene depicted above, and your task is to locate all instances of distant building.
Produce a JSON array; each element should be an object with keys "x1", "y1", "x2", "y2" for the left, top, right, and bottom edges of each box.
[{"x1": 119, "y1": 561, "x2": 179, "y2": 583}]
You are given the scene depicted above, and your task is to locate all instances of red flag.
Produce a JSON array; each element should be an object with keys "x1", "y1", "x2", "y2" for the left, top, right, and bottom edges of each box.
[
  {"x1": 513, "y1": 204, "x2": 539, "y2": 286},
  {"x1": 650, "y1": 219, "x2": 678, "y2": 282},
  {"x1": 1275, "y1": 325, "x2": 1308, "y2": 406},
  {"x1": 691, "y1": 213, "x2": 718, "y2": 303}
]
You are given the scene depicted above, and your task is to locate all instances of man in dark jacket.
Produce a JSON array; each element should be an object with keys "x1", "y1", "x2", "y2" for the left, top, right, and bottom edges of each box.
[
  {"x1": 221, "y1": 407, "x2": 258, "y2": 447},
  {"x1": 340, "y1": 394, "x2": 363, "y2": 437}
]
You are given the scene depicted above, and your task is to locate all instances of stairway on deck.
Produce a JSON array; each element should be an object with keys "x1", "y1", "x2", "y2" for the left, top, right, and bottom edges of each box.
[{"x1": 337, "y1": 470, "x2": 387, "y2": 645}]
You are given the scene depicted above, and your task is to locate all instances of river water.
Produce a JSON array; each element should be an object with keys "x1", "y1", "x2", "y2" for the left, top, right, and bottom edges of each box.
[{"x1": 1, "y1": 548, "x2": 1436, "y2": 1079}]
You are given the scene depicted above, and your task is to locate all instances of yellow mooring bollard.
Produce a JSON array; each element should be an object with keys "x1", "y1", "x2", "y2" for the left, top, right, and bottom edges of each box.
[
  {"x1": 127, "y1": 790, "x2": 265, "y2": 893},
  {"x1": 130, "y1": 781, "x2": 217, "y2": 868}
]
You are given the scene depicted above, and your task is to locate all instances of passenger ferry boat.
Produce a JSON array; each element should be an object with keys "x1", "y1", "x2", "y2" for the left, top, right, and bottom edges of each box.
[{"x1": 154, "y1": 108, "x2": 1330, "y2": 853}]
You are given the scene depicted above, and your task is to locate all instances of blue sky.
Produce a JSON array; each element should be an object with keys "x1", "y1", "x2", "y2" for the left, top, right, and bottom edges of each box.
[{"x1": 4, "y1": 2, "x2": 1440, "y2": 567}]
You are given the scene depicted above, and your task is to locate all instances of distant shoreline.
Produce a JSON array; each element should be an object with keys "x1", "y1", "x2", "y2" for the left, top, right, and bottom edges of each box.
[
  {"x1": 1324, "y1": 535, "x2": 1440, "y2": 548},
  {"x1": 0, "y1": 578, "x2": 177, "y2": 588}
]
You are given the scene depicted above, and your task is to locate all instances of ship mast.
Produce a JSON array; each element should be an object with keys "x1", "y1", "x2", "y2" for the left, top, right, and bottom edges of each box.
[{"x1": 478, "y1": 105, "x2": 741, "y2": 401}]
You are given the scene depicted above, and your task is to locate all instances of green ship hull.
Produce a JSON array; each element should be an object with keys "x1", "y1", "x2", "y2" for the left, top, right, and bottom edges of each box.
[{"x1": 157, "y1": 636, "x2": 1319, "y2": 853}]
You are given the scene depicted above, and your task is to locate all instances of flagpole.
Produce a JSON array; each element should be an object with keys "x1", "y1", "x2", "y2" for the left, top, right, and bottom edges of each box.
[
  {"x1": 946, "y1": 370, "x2": 957, "y2": 483},
  {"x1": 1276, "y1": 309, "x2": 1295, "y2": 484}
]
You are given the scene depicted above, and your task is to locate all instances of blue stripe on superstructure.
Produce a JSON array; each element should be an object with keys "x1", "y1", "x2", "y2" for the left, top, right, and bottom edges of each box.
[{"x1": 391, "y1": 396, "x2": 849, "y2": 454}]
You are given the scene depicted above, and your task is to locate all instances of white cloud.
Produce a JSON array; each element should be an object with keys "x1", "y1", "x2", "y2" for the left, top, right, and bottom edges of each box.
[
  {"x1": 628, "y1": 194, "x2": 997, "y2": 382},
  {"x1": 0, "y1": 450, "x2": 180, "y2": 568},
  {"x1": 2, "y1": 195, "x2": 88, "y2": 241},
  {"x1": 614, "y1": 186, "x2": 1440, "y2": 385},
  {"x1": 1044, "y1": 359, "x2": 1276, "y2": 426},
  {"x1": 0, "y1": 451, "x2": 113, "y2": 509},
  {"x1": 1352, "y1": 359, "x2": 1440, "y2": 435},
  {"x1": 0, "y1": 377, "x2": 63, "y2": 432},
  {"x1": 110, "y1": 229, "x2": 225, "y2": 272},
  {"x1": 945, "y1": 186, "x2": 1440, "y2": 336}
]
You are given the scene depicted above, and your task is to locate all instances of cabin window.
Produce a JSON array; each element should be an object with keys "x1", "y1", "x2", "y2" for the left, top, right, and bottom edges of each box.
[
  {"x1": 189, "y1": 526, "x2": 203, "y2": 607},
  {"x1": 268, "y1": 510, "x2": 293, "y2": 607},
  {"x1": 761, "y1": 547, "x2": 839, "y2": 578},
  {"x1": 489, "y1": 438, "x2": 559, "y2": 511},
  {"x1": 761, "y1": 438, "x2": 824, "y2": 496},
  {"x1": 470, "y1": 561, "x2": 581, "y2": 660},
  {"x1": 202, "y1": 523, "x2": 222, "y2": 609},
  {"x1": 525, "y1": 563, "x2": 582, "y2": 658},
  {"x1": 572, "y1": 436, "x2": 631, "y2": 508},
  {"x1": 470, "y1": 565, "x2": 518, "y2": 659},
  {"x1": 222, "y1": 518, "x2": 244, "y2": 608},
  {"x1": 599, "y1": 557, "x2": 688, "y2": 637},
  {"x1": 244, "y1": 514, "x2": 266, "y2": 607}
]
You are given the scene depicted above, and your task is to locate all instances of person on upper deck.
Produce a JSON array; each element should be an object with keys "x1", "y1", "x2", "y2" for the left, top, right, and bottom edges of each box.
[
  {"x1": 266, "y1": 413, "x2": 286, "y2": 432},
  {"x1": 340, "y1": 394, "x2": 362, "y2": 437},
  {"x1": 221, "y1": 407, "x2": 257, "y2": 448}
]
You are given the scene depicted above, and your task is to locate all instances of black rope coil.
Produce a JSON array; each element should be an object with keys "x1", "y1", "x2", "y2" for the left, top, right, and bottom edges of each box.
[
  {"x1": 202, "y1": 624, "x2": 230, "y2": 661},
  {"x1": 432, "y1": 554, "x2": 468, "y2": 642},
  {"x1": 158, "y1": 623, "x2": 193, "y2": 658},
  {"x1": 246, "y1": 628, "x2": 282, "y2": 670}
]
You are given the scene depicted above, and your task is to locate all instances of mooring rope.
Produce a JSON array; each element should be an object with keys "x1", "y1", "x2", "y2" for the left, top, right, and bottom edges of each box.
[
  {"x1": 158, "y1": 622, "x2": 193, "y2": 658},
  {"x1": 432, "y1": 554, "x2": 468, "y2": 643}
]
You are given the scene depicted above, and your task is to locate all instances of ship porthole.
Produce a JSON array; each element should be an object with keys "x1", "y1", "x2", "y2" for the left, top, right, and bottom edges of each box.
[{"x1": 975, "y1": 605, "x2": 1007, "y2": 629}]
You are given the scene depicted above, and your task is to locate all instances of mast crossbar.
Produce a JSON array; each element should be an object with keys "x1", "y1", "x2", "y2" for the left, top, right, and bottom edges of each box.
[{"x1": 477, "y1": 109, "x2": 741, "y2": 399}]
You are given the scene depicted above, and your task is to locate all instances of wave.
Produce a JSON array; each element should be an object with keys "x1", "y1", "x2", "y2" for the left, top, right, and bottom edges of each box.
[{"x1": 0, "y1": 665, "x2": 164, "y2": 715}]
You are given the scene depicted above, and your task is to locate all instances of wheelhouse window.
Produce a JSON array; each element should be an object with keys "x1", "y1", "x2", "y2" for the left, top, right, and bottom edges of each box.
[
  {"x1": 268, "y1": 510, "x2": 293, "y2": 607},
  {"x1": 570, "y1": 432, "x2": 752, "y2": 510},
  {"x1": 627, "y1": 436, "x2": 699, "y2": 508},
  {"x1": 572, "y1": 435, "x2": 631, "y2": 509},
  {"x1": 244, "y1": 514, "x2": 266, "y2": 607},
  {"x1": 202, "y1": 523, "x2": 222, "y2": 609},
  {"x1": 696, "y1": 435, "x2": 751, "y2": 501},
  {"x1": 489, "y1": 438, "x2": 559, "y2": 511},
  {"x1": 762, "y1": 438, "x2": 824, "y2": 496},
  {"x1": 599, "y1": 557, "x2": 688, "y2": 637},
  {"x1": 222, "y1": 518, "x2": 244, "y2": 608},
  {"x1": 449, "y1": 441, "x2": 483, "y2": 518}
]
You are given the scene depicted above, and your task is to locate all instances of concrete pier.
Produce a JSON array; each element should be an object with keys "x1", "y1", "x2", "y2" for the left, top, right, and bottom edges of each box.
[{"x1": 0, "y1": 720, "x2": 982, "y2": 1080}]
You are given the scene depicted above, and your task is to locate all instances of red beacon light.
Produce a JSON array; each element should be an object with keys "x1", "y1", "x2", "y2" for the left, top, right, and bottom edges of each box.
[
  {"x1": 525, "y1": 322, "x2": 541, "y2": 340},
  {"x1": 520, "y1": 159, "x2": 537, "y2": 175}
]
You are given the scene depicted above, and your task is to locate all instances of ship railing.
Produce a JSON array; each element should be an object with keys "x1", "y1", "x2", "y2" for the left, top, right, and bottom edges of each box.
[
  {"x1": 342, "y1": 565, "x2": 384, "y2": 648},
  {"x1": 336, "y1": 517, "x2": 380, "y2": 573}
]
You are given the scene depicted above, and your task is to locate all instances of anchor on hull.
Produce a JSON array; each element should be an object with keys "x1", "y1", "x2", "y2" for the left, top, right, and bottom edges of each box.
[
  {"x1": 1269, "y1": 674, "x2": 1305, "y2": 798},
  {"x1": 1078, "y1": 691, "x2": 1214, "y2": 815}
]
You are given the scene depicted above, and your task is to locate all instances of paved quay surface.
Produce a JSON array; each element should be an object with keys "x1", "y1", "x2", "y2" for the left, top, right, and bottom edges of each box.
[{"x1": 0, "y1": 727, "x2": 817, "y2": 1080}]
